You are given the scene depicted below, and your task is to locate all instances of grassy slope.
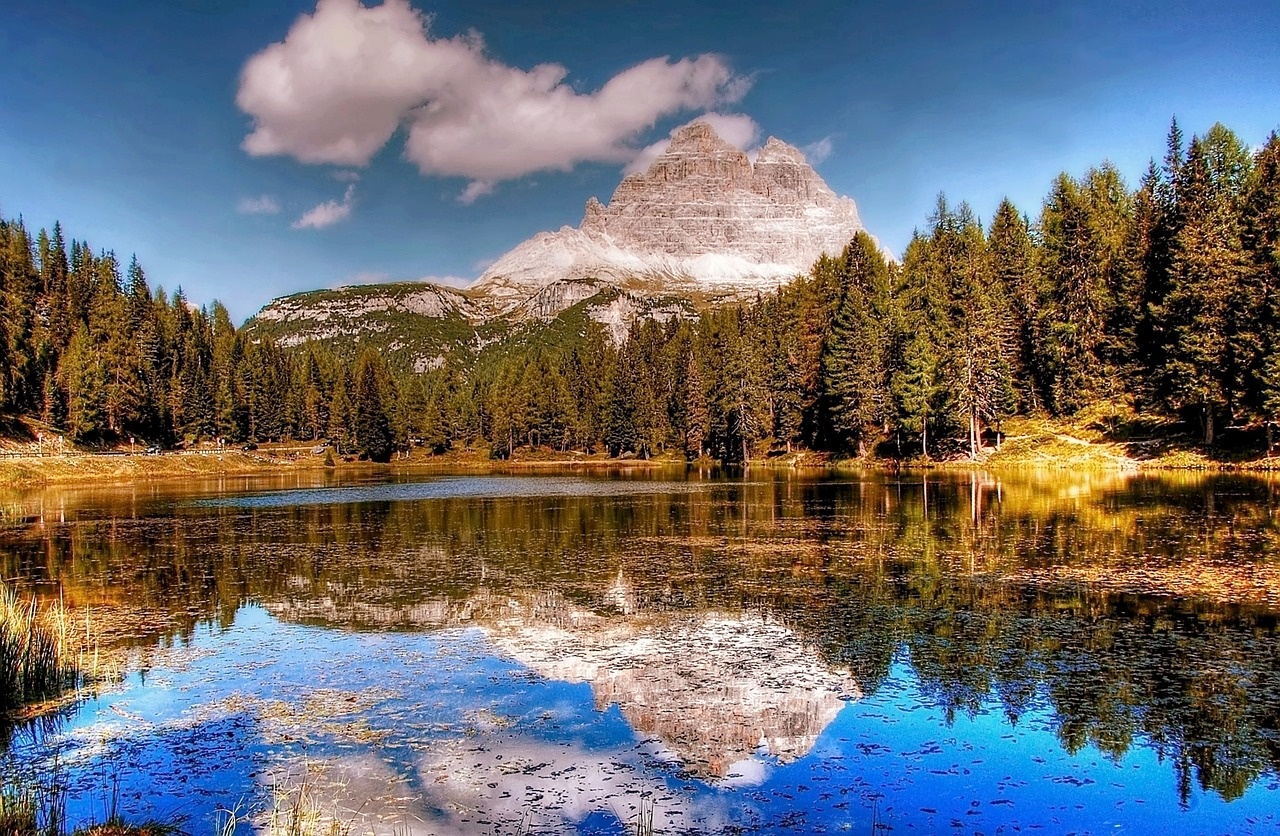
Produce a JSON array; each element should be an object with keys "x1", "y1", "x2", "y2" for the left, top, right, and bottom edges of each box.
[
  {"x1": 0, "y1": 451, "x2": 315, "y2": 488},
  {"x1": 242, "y1": 282, "x2": 482, "y2": 372}
]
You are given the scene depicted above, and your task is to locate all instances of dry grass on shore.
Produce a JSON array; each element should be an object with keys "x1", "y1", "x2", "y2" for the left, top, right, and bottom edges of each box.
[{"x1": 0, "y1": 451, "x2": 311, "y2": 489}]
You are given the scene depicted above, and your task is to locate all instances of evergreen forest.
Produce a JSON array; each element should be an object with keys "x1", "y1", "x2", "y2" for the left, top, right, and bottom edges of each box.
[{"x1": 2, "y1": 120, "x2": 1279, "y2": 463}]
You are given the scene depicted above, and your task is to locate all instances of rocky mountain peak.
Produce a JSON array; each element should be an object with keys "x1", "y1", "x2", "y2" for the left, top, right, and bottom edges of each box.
[
  {"x1": 472, "y1": 119, "x2": 871, "y2": 311},
  {"x1": 757, "y1": 135, "x2": 808, "y2": 164},
  {"x1": 666, "y1": 119, "x2": 744, "y2": 154}
]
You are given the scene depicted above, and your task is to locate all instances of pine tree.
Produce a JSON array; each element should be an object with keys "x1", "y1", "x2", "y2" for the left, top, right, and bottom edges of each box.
[
  {"x1": 943, "y1": 202, "x2": 1009, "y2": 458},
  {"x1": 682, "y1": 347, "x2": 709, "y2": 459},
  {"x1": 820, "y1": 232, "x2": 893, "y2": 456},
  {"x1": 60, "y1": 325, "x2": 105, "y2": 440},
  {"x1": 327, "y1": 365, "x2": 353, "y2": 454},
  {"x1": 352, "y1": 349, "x2": 394, "y2": 462},
  {"x1": 1246, "y1": 133, "x2": 1280, "y2": 439},
  {"x1": 891, "y1": 234, "x2": 949, "y2": 457},
  {"x1": 1162, "y1": 126, "x2": 1253, "y2": 445},
  {"x1": 2, "y1": 218, "x2": 39, "y2": 411},
  {"x1": 1081, "y1": 163, "x2": 1136, "y2": 403},
  {"x1": 988, "y1": 199, "x2": 1048, "y2": 412},
  {"x1": 892, "y1": 322, "x2": 943, "y2": 459},
  {"x1": 1040, "y1": 173, "x2": 1110, "y2": 413}
]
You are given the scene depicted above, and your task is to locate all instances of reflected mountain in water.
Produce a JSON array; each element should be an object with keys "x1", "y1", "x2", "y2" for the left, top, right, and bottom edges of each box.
[{"x1": 268, "y1": 572, "x2": 858, "y2": 779}]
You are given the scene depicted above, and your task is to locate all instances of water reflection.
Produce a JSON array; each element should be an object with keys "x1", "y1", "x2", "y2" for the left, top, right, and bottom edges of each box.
[{"x1": 2, "y1": 469, "x2": 1280, "y2": 832}]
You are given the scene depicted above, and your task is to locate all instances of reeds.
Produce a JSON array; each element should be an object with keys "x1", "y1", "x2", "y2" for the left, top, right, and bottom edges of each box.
[
  {"x1": 264, "y1": 765, "x2": 350, "y2": 836},
  {"x1": 0, "y1": 772, "x2": 181, "y2": 836},
  {"x1": 0, "y1": 584, "x2": 83, "y2": 713},
  {"x1": 0, "y1": 767, "x2": 68, "y2": 836}
]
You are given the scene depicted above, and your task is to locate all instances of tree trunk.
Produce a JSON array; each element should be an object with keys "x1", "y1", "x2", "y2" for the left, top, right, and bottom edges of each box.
[
  {"x1": 921, "y1": 416, "x2": 928, "y2": 460},
  {"x1": 1204, "y1": 405, "x2": 1215, "y2": 447},
  {"x1": 969, "y1": 408, "x2": 977, "y2": 461}
]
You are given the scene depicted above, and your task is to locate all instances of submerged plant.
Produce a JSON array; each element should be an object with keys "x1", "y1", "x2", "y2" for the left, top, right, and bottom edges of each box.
[{"x1": 631, "y1": 796, "x2": 655, "y2": 836}]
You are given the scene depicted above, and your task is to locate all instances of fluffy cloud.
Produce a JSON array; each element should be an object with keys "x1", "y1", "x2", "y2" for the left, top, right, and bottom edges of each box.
[
  {"x1": 237, "y1": 0, "x2": 750, "y2": 199},
  {"x1": 802, "y1": 136, "x2": 834, "y2": 164},
  {"x1": 624, "y1": 112, "x2": 760, "y2": 175},
  {"x1": 456, "y1": 179, "x2": 495, "y2": 205},
  {"x1": 237, "y1": 195, "x2": 281, "y2": 215},
  {"x1": 293, "y1": 184, "x2": 355, "y2": 229}
]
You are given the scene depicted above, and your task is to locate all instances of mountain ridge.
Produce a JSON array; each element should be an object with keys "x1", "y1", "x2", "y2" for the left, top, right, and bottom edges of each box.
[{"x1": 247, "y1": 121, "x2": 872, "y2": 367}]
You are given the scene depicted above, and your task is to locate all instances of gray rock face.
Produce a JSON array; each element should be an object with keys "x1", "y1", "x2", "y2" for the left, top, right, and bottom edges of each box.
[
  {"x1": 472, "y1": 121, "x2": 870, "y2": 311},
  {"x1": 247, "y1": 122, "x2": 875, "y2": 359}
]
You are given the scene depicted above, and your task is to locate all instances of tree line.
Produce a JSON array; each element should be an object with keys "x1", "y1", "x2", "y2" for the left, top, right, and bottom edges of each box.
[
  {"x1": 3, "y1": 118, "x2": 1278, "y2": 462},
  {"x1": 0, "y1": 222, "x2": 402, "y2": 461}
]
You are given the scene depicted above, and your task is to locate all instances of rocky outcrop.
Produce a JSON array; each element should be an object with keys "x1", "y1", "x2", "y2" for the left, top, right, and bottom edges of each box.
[{"x1": 472, "y1": 121, "x2": 870, "y2": 312}]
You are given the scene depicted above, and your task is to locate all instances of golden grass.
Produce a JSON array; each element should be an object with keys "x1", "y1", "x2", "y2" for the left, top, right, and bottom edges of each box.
[
  {"x1": 0, "y1": 452, "x2": 309, "y2": 489},
  {"x1": 0, "y1": 585, "x2": 80, "y2": 713}
]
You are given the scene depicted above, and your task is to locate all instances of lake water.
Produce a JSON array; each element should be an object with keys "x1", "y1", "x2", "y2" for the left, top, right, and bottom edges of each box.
[{"x1": 2, "y1": 468, "x2": 1280, "y2": 835}]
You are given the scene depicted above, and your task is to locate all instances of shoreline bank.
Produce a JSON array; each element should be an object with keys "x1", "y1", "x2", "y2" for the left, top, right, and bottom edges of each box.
[{"x1": 3, "y1": 433, "x2": 1278, "y2": 489}]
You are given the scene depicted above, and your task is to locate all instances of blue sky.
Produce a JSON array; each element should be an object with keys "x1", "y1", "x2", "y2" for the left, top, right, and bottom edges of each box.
[{"x1": 1, "y1": 0, "x2": 1278, "y2": 323}]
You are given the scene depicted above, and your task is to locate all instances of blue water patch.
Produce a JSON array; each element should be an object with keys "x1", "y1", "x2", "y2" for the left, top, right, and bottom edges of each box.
[
  {"x1": 9, "y1": 606, "x2": 1275, "y2": 836},
  {"x1": 187, "y1": 476, "x2": 706, "y2": 509}
]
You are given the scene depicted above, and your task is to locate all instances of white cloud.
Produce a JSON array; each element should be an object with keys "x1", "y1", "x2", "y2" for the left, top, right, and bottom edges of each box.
[
  {"x1": 457, "y1": 180, "x2": 495, "y2": 205},
  {"x1": 237, "y1": 0, "x2": 750, "y2": 196},
  {"x1": 802, "y1": 136, "x2": 834, "y2": 164},
  {"x1": 624, "y1": 112, "x2": 760, "y2": 175},
  {"x1": 332, "y1": 169, "x2": 362, "y2": 183},
  {"x1": 237, "y1": 195, "x2": 281, "y2": 215},
  {"x1": 293, "y1": 184, "x2": 355, "y2": 229}
]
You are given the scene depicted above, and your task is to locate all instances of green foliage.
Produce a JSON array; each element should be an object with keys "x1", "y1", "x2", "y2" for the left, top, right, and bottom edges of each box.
[
  {"x1": 1161, "y1": 125, "x2": 1255, "y2": 444},
  {"x1": 352, "y1": 349, "x2": 396, "y2": 463},
  {"x1": 819, "y1": 232, "x2": 894, "y2": 455}
]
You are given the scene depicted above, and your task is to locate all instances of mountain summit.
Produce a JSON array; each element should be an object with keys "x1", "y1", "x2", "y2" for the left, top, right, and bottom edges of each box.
[
  {"x1": 472, "y1": 121, "x2": 869, "y2": 311},
  {"x1": 248, "y1": 122, "x2": 874, "y2": 367}
]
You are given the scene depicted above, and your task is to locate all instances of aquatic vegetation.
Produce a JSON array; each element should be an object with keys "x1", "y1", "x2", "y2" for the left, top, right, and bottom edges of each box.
[
  {"x1": 264, "y1": 763, "x2": 351, "y2": 836},
  {"x1": 0, "y1": 585, "x2": 79, "y2": 713},
  {"x1": 0, "y1": 772, "x2": 65, "y2": 836},
  {"x1": 0, "y1": 767, "x2": 179, "y2": 836}
]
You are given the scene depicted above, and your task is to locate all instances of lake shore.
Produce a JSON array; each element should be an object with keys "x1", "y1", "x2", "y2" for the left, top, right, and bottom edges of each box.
[
  {"x1": 0, "y1": 445, "x2": 677, "y2": 489},
  {"x1": 3, "y1": 414, "x2": 1279, "y2": 489}
]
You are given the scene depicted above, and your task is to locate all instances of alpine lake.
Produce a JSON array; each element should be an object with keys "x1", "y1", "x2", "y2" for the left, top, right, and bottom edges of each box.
[{"x1": 3, "y1": 466, "x2": 1280, "y2": 836}]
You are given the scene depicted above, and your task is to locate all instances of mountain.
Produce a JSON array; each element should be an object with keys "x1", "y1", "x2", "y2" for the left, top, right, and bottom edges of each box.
[
  {"x1": 472, "y1": 121, "x2": 869, "y2": 312},
  {"x1": 246, "y1": 121, "x2": 872, "y2": 367}
]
